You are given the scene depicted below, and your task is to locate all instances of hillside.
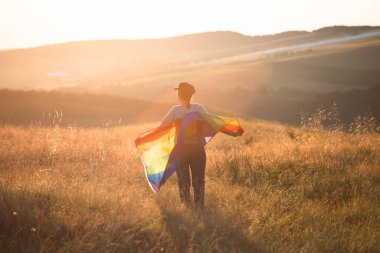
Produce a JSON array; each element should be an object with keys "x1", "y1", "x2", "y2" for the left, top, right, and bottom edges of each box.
[
  {"x1": 0, "y1": 26, "x2": 379, "y2": 90},
  {"x1": 0, "y1": 89, "x2": 231, "y2": 127},
  {"x1": 1, "y1": 83, "x2": 379, "y2": 127},
  {"x1": 0, "y1": 118, "x2": 379, "y2": 252},
  {"x1": 0, "y1": 89, "x2": 173, "y2": 127}
]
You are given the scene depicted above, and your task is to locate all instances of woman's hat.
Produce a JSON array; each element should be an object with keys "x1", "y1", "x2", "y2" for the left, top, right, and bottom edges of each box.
[{"x1": 174, "y1": 82, "x2": 195, "y2": 95}]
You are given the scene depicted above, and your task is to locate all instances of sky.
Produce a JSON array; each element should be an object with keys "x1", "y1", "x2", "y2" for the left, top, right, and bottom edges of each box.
[{"x1": 0, "y1": 0, "x2": 379, "y2": 50}]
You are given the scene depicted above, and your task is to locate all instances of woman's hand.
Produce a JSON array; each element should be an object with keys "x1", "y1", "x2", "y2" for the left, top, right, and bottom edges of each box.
[
  {"x1": 221, "y1": 128, "x2": 244, "y2": 137},
  {"x1": 236, "y1": 128, "x2": 244, "y2": 136},
  {"x1": 231, "y1": 128, "x2": 244, "y2": 137}
]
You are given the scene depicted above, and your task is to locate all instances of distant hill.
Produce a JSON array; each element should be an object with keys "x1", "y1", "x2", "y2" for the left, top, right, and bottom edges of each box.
[
  {"x1": 313, "y1": 25, "x2": 380, "y2": 35},
  {"x1": 1, "y1": 25, "x2": 379, "y2": 90}
]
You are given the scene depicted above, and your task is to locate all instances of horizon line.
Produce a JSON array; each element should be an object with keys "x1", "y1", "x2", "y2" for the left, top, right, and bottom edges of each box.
[{"x1": 1, "y1": 24, "x2": 380, "y2": 52}]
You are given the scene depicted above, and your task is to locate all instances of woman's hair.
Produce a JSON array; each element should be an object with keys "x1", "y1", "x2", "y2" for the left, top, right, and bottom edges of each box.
[
  {"x1": 176, "y1": 82, "x2": 195, "y2": 103},
  {"x1": 178, "y1": 90, "x2": 192, "y2": 102}
]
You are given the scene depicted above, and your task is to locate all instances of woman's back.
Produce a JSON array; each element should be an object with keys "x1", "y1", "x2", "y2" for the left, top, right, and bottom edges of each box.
[
  {"x1": 161, "y1": 103, "x2": 207, "y2": 126},
  {"x1": 161, "y1": 103, "x2": 208, "y2": 145}
]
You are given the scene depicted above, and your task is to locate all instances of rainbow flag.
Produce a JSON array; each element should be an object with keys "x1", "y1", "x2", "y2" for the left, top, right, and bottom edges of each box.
[{"x1": 135, "y1": 111, "x2": 244, "y2": 193}]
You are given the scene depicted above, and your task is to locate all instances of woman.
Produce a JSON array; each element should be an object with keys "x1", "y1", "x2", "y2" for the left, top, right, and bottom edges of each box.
[
  {"x1": 159, "y1": 82, "x2": 243, "y2": 210},
  {"x1": 159, "y1": 82, "x2": 208, "y2": 210},
  {"x1": 134, "y1": 82, "x2": 243, "y2": 209}
]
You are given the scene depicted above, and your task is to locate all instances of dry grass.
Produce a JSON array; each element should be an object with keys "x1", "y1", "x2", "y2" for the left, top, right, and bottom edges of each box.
[{"x1": 0, "y1": 120, "x2": 379, "y2": 252}]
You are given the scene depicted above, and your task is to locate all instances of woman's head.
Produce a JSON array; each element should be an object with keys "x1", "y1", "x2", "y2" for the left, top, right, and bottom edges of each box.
[{"x1": 175, "y1": 82, "x2": 195, "y2": 104}]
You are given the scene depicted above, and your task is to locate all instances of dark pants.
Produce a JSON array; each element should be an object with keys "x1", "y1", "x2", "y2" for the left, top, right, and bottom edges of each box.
[{"x1": 176, "y1": 143, "x2": 206, "y2": 210}]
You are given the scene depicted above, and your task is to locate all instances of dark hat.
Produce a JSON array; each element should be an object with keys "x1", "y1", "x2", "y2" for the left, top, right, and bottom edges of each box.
[{"x1": 174, "y1": 82, "x2": 195, "y2": 95}]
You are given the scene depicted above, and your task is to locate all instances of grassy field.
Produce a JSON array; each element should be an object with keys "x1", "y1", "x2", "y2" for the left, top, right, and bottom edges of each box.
[{"x1": 0, "y1": 119, "x2": 379, "y2": 252}]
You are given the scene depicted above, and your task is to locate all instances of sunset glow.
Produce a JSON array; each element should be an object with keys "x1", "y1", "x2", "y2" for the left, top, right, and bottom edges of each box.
[{"x1": 1, "y1": 0, "x2": 379, "y2": 49}]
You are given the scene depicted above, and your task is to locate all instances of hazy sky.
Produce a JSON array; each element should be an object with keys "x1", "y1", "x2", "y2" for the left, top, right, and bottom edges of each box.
[{"x1": 1, "y1": 0, "x2": 379, "y2": 50}]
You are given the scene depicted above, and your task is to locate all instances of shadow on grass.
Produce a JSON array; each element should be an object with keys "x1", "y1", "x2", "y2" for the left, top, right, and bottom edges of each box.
[{"x1": 157, "y1": 196, "x2": 266, "y2": 253}]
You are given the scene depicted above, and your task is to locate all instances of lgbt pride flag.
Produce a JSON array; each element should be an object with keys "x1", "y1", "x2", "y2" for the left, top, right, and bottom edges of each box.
[{"x1": 134, "y1": 111, "x2": 244, "y2": 193}]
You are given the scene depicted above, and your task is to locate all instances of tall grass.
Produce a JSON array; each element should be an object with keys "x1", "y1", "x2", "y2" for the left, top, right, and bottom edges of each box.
[{"x1": 0, "y1": 119, "x2": 379, "y2": 252}]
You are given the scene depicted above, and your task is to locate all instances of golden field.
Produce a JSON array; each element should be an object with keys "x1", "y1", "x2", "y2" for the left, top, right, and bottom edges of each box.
[{"x1": 0, "y1": 119, "x2": 379, "y2": 253}]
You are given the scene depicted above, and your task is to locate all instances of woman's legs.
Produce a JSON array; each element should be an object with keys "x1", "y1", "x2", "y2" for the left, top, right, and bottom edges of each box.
[
  {"x1": 176, "y1": 148, "x2": 191, "y2": 206},
  {"x1": 189, "y1": 145, "x2": 206, "y2": 210},
  {"x1": 176, "y1": 144, "x2": 206, "y2": 210}
]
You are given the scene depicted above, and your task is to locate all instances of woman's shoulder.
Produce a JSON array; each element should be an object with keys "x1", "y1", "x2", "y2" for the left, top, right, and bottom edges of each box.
[
  {"x1": 171, "y1": 104, "x2": 183, "y2": 111},
  {"x1": 191, "y1": 103, "x2": 207, "y2": 113},
  {"x1": 191, "y1": 103, "x2": 203, "y2": 108}
]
